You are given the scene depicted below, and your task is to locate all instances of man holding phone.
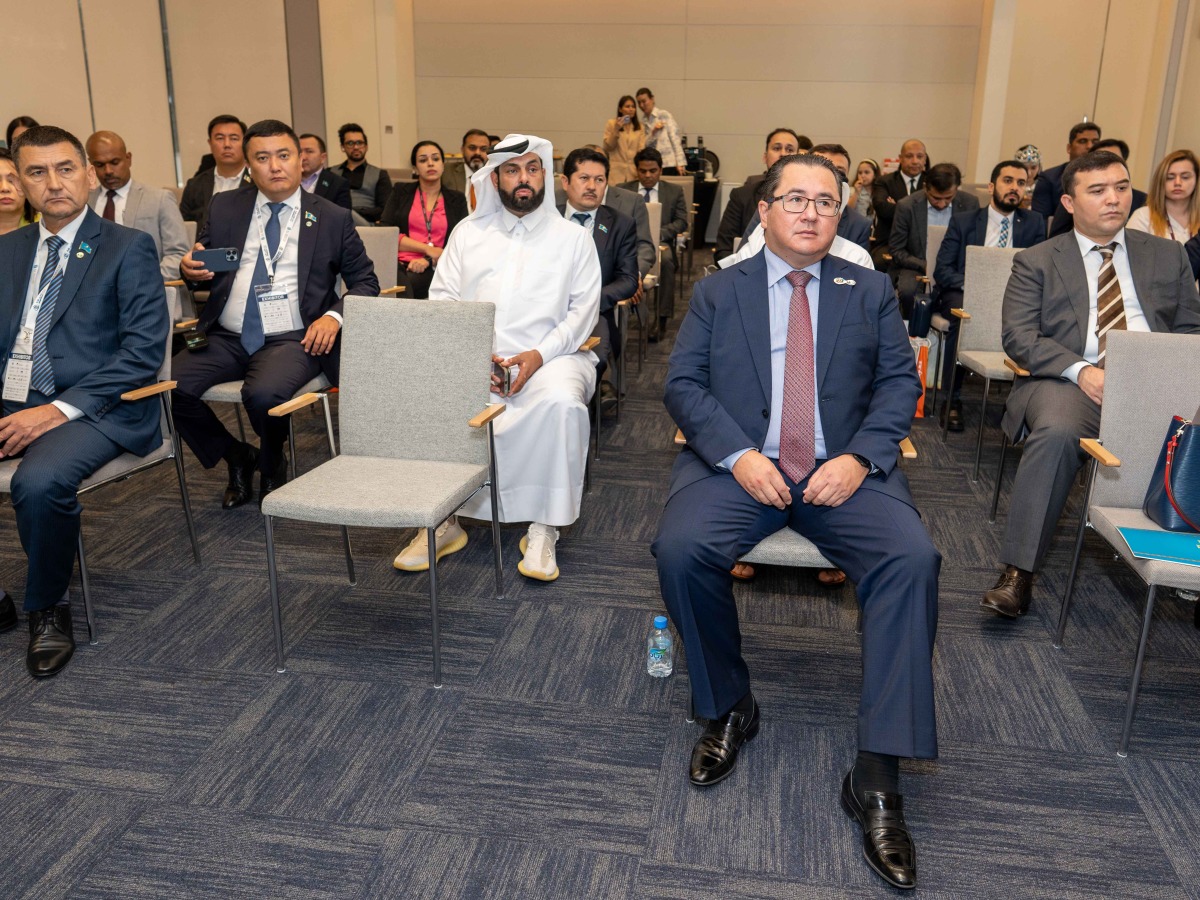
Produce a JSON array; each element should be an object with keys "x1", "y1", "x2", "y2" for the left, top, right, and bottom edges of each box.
[{"x1": 172, "y1": 119, "x2": 378, "y2": 509}]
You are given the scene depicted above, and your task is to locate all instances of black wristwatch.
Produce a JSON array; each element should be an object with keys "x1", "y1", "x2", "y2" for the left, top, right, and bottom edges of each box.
[{"x1": 850, "y1": 453, "x2": 872, "y2": 471}]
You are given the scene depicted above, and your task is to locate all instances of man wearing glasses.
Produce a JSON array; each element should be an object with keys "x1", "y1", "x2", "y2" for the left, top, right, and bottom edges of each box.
[
  {"x1": 333, "y1": 123, "x2": 392, "y2": 225},
  {"x1": 653, "y1": 153, "x2": 939, "y2": 890}
]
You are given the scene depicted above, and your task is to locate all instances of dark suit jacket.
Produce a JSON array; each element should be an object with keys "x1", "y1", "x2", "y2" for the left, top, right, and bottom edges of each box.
[
  {"x1": 889, "y1": 190, "x2": 981, "y2": 273},
  {"x1": 714, "y1": 175, "x2": 765, "y2": 261},
  {"x1": 664, "y1": 249, "x2": 921, "y2": 504},
  {"x1": 1001, "y1": 229, "x2": 1200, "y2": 436},
  {"x1": 0, "y1": 211, "x2": 169, "y2": 455},
  {"x1": 618, "y1": 179, "x2": 688, "y2": 244},
  {"x1": 179, "y1": 168, "x2": 253, "y2": 231},
  {"x1": 558, "y1": 204, "x2": 639, "y2": 313},
  {"x1": 871, "y1": 170, "x2": 923, "y2": 247},
  {"x1": 1046, "y1": 189, "x2": 1147, "y2": 238},
  {"x1": 1031, "y1": 164, "x2": 1065, "y2": 220},
  {"x1": 380, "y1": 183, "x2": 469, "y2": 247},
  {"x1": 192, "y1": 190, "x2": 379, "y2": 380},
  {"x1": 311, "y1": 169, "x2": 352, "y2": 210},
  {"x1": 933, "y1": 206, "x2": 1046, "y2": 297}
]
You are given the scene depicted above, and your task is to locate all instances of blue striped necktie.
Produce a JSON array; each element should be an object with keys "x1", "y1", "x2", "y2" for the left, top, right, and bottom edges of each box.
[
  {"x1": 998, "y1": 217, "x2": 1010, "y2": 248},
  {"x1": 241, "y1": 201, "x2": 287, "y2": 355},
  {"x1": 31, "y1": 235, "x2": 65, "y2": 397}
]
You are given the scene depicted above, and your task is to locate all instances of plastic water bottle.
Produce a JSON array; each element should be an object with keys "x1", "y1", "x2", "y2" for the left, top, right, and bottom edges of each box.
[{"x1": 647, "y1": 615, "x2": 673, "y2": 677}]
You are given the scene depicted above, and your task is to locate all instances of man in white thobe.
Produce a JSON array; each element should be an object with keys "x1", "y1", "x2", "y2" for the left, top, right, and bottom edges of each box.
[{"x1": 392, "y1": 134, "x2": 600, "y2": 581}]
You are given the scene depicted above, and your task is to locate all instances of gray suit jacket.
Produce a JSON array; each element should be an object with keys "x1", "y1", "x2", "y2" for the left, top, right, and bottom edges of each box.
[
  {"x1": 1001, "y1": 229, "x2": 1200, "y2": 435},
  {"x1": 90, "y1": 180, "x2": 190, "y2": 280},
  {"x1": 555, "y1": 183, "x2": 655, "y2": 277},
  {"x1": 889, "y1": 189, "x2": 980, "y2": 273}
]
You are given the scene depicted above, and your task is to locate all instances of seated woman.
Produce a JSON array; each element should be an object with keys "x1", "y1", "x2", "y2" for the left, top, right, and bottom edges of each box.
[
  {"x1": 380, "y1": 140, "x2": 468, "y2": 298},
  {"x1": 1127, "y1": 148, "x2": 1199, "y2": 244},
  {"x1": 0, "y1": 148, "x2": 36, "y2": 236},
  {"x1": 602, "y1": 96, "x2": 645, "y2": 185}
]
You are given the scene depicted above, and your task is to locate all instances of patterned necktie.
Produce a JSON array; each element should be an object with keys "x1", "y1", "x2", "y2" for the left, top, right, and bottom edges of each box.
[
  {"x1": 102, "y1": 189, "x2": 117, "y2": 221},
  {"x1": 241, "y1": 201, "x2": 286, "y2": 355},
  {"x1": 1093, "y1": 242, "x2": 1125, "y2": 368},
  {"x1": 779, "y1": 270, "x2": 816, "y2": 482},
  {"x1": 909, "y1": 177, "x2": 917, "y2": 194},
  {"x1": 998, "y1": 217, "x2": 1010, "y2": 248},
  {"x1": 644, "y1": 188, "x2": 652, "y2": 203},
  {"x1": 571, "y1": 212, "x2": 590, "y2": 228},
  {"x1": 31, "y1": 235, "x2": 65, "y2": 397}
]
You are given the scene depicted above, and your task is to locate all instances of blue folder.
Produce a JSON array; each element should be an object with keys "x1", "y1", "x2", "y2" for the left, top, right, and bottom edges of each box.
[{"x1": 1117, "y1": 527, "x2": 1200, "y2": 568}]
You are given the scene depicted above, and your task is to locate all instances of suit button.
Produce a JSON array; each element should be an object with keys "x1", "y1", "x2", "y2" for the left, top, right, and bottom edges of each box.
[{"x1": 762, "y1": 409, "x2": 769, "y2": 418}]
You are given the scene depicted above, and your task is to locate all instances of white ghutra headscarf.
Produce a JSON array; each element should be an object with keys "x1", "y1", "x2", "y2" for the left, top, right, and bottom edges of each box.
[{"x1": 468, "y1": 133, "x2": 556, "y2": 220}]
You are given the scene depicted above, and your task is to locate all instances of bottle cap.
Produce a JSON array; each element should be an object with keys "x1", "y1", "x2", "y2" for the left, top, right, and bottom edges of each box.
[{"x1": 653, "y1": 615, "x2": 668, "y2": 629}]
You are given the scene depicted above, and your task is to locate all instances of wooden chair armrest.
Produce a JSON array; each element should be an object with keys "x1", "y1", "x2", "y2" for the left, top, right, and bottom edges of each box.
[
  {"x1": 580, "y1": 336, "x2": 600, "y2": 352},
  {"x1": 164, "y1": 279, "x2": 186, "y2": 288},
  {"x1": 1080, "y1": 438, "x2": 1120, "y2": 467},
  {"x1": 881, "y1": 253, "x2": 892, "y2": 262},
  {"x1": 269, "y1": 392, "x2": 322, "y2": 417},
  {"x1": 469, "y1": 403, "x2": 505, "y2": 428},
  {"x1": 120, "y1": 380, "x2": 177, "y2": 401},
  {"x1": 380, "y1": 285, "x2": 406, "y2": 295},
  {"x1": 674, "y1": 428, "x2": 687, "y2": 446},
  {"x1": 915, "y1": 275, "x2": 931, "y2": 285},
  {"x1": 616, "y1": 299, "x2": 630, "y2": 307},
  {"x1": 174, "y1": 318, "x2": 200, "y2": 331},
  {"x1": 1003, "y1": 357, "x2": 1030, "y2": 377},
  {"x1": 950, "y1": 308, "x2": 970, "y2": 320},
  {"x1": 899, "y1": 436, "x2": 917, "y2": 459}
]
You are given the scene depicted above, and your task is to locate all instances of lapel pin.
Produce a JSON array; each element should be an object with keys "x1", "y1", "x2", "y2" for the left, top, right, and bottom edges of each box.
[
  {"x1": 598, "y1": 223, "x2": 609, "y2": 233},
  {"x1": 76, "y1": 251, "x2": 84, "y2": 258},
  {"x1": 305, "y1": 221, "x2": 312, "y2": 227},
  {"x1": 833, "y1": 276, "x2": 855, "y2": 286},
  {"x1": 305, "y1": 211, "x2": 317, "y2": 222},
  {"x1": 80, "y1": 242, "x2": 93, "y2": 254}
]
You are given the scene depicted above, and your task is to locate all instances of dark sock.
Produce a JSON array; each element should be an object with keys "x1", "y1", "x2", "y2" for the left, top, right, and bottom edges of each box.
[
  {"x1": 854, "y1": 750, "x2": 899, "y2": 796},
  {"x1": 731, "y1": 691, "x2": 755, "y2": 717}
]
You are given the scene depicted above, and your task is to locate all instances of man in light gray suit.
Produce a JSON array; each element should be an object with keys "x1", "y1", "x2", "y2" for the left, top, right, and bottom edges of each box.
[
  {"x1": 982, "y1": 150, "x2": 1200, "y2": 618},
  {"x1": 889, "y1": 162, "x2": 979, "y2": 318},
  {"x1": 86, "y1": 131, "x2": 189, "y2": 282}
]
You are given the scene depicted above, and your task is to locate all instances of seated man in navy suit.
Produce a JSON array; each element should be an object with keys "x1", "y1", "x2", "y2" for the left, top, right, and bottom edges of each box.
[
  {"x1": 653, "y1": 153, "x2": 939, "y2": 890},
  {"x1": 298, "y1": 133, "x2": 352, "y2": 211},
  {"x1": 0, "y1": 125, "x2": 168, "y2": 678},
  {"x1": 173, "y1": 119, "x2": 378, "y2": 510},
  {"x1": 933, "y1": 160, "x2": 1046, "y2": 430}
]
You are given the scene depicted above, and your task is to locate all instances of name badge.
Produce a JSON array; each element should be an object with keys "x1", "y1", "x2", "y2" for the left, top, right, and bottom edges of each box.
[
  {"x1": 2, "y1": 353, "x2": 33, "y2": 404},
  {"x1": 254, "y1": 283, "x2": 295, "y2": 335}
]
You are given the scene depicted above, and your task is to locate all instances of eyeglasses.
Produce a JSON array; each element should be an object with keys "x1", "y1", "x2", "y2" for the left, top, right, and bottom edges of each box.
[
  {"x1": 766, "y1": 194, "x2": 841, "y2": 217},
  {"x1": 343, "y1": 140, "x2": 366, "y2": 148}
]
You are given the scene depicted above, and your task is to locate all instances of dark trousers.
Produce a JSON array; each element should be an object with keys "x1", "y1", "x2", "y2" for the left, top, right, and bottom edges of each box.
[
  {"x1": 171, "y1": 330, "x2": 324, "y2": 475},
  {"x1": 936, "y1": 287, "x2": 966, "y2": 401},
  {"x1": 894, "y1": 268, "x2": 922, "y2": 320},
  {"x1": 592, "y1": 309, "x2": 618, "y2": 380},
  {"x1": 652, "y1": 461, "x2": 940, "y2": 759},
  {"x1": 9, "y1": 420, "x2": 121, "y2": 610},
  {"x1": 1001, "y1": 379, "x2": 1101, "y2": 573},
  {"x1": 657, "y1": 248, "x2": 677, "y2": 323},
  {"x1": 400, "y1": 262, "x2": 435, "y2": 299}
]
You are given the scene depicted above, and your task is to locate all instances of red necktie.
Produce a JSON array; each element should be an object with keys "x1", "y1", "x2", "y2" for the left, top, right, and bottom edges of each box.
[
  {"x1": 102, "y1": 189, "x2": 117, "y2": 221},
  {"x1": 779, "y1": 270, "x2": 816, "y2": 481}
]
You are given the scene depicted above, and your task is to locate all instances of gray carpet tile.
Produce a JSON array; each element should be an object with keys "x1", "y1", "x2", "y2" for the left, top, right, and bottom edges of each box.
[
  {"x1": 0, "y1": 259, "x2": 1198, "y2": 896},
  {"x1": 359, "y1": 830, "x2": 640, "y2": 900}
]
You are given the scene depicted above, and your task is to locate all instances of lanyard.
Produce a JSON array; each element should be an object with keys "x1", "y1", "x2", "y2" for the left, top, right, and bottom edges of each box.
[
  {"x1": 21, "y1": 248, "x2": 67, "y2": 343},
  {"x1": 254, "y1": 204, "x2": 300, "y2": 283},
  {"x1": 419, "y1": 188, "x2": 440, "y2": 246}
]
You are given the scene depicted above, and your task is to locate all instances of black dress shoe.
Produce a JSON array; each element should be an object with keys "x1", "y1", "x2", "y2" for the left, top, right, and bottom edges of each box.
[
  {"x1": 840, "y1": 769, "x2": 916, "y2": 890},
  {"x1": 981, "y1": 565, "x2": 1033, "y2": 618},
  {"x1": 223, "y1": 443, "x2": 260, "y2": 509},
  {"x1": 946, "y1": 399, "x2": 964, "y2": 433},
  {"x1": 599, "y1": 381, "x2": 618, "y2": 414},
  {"x1": 27, "y1": 606, "x2": 75, "y2": 678},
  {"x1": 689, "y1": 697, "x2": 760, "y2": 787},
  {"x1": 259, "y1": 455, "x2": 289, "y2": 507},
  {"x1": 0, "y1": 593, "x2": 17, "y2": 633}
]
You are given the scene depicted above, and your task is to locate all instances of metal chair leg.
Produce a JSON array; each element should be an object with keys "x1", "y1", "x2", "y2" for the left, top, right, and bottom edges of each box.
[
  {"x1": 972, "y1": 376, "x2": 991, "y2": 482},
  {"x1": 339, "y1": 526, "x2": 356, "y2": 585},
  {"x1": 165, "y1": 394, "x2": 202, "y2": 565},
  {"x1": 930, "y1": 330, "x2": 945, "y2": 419},
  {"x1": 686, "y1": 688, "x2": 696, "y2": 724},
  {"x1": 1118, "y1": 584, "x2": 1159, "y2": 757},
  {"x1": 319, "y1": 392, "x2": 337, "y2": 458},
  {"x1": 989, "y1": 434, "x2": 1009, "y2": 523},
  {"x1": 287, "y1": 417, "x2": 298, "y2": 481},
  {"x1": 265, "y1": 515, "x2": 286, "y2": 673},
  {"x1": 942, "y1": 364, "x2": 957, "y2": 442},
  {"x1": 77, "y1": 529, "x2": 96, "y2": 644},
  {"x1": 428, "y1": 526, "x2": 442, "y2": 688},
  {"x1": 1055, "y1": 458, "x2": 1099, "y2": 649},
  {"x1": 488, "y1": 422, "x2": 505, "y2": 601}
]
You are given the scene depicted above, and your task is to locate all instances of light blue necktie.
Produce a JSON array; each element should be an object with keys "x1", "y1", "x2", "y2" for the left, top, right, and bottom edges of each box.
[
  {"x1": 30, "y1": 235, "x2": 65, "y2": 397},
  {"x1": 241, "y1": 201, "x2": 286, "y2": 355},
  {"x1": 998, "y1": 217, "x2": 1010, "y2": 248},
  {"x1": 571, "y1": 212, "x2": 590, "y2": 228}
]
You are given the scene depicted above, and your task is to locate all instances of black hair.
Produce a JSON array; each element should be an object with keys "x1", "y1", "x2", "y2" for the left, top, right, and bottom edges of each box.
[
  {"x1": 634, "y1": 147, "x2": 664, "y2": 168},
  {"x1": 1093, "y1": 138, "x2": 1129, "y2": 161},
  {"x1": 0, "y1": 147, "x2": 35, "y2": 222},
  {"x1": 1069, "y1": 121, "x2": 1102, "y2": 143},
  {"x1": 5, "y1": 115, "x2": 38, "y2": 148},
  {"x1": 810, "y1": 143, "x2": 850, "y2": 162},
  {"x1": 616, "y1": 95, "x2": 642, "y2": 130},
  {"x1": 765, "y1": 128, "x2": 801, "y2": 150},
  {"x1": 461, "y1": 128, "x2": 489, "y2": 147},
  {"x1": 10, "y1": 124, "x2": 86, "y2": 167},
  {"x1": 1062, "y1": 149, "x2": 1128, "y2": 196},
  {"x1": 796, "y1": 134, "x2": 814, "y2": 151},
  {"x1": 990, "y1": 159, "x2": 1030, "y2": 184},
  {"x1": 760, "y1": 153, "x2": 843, "y2": 204},
  {"x1": 410, "y1": 140, "x2": 445, "y2": 167},
  {"x1": 243, "y1": 119, "x2": 300, "y2": 158},
  {"x1": 635, "y1": 87, "x2": 653, "y2": 98},
  {"x1": 338, "y1": 123, "x2": 366, "y2": 145},
  {"x1": 563, "y1": 147, "x2": 609, "y2": 180},
  {"x1": 206, "y1": 114, "x2": 245, "y2": 139},
  {"x1": 298, "y1": 133, "x2": 326, "y2": 153},
  {"x1": 924, "y1": 162, "x2": 963, "y2": 193}
]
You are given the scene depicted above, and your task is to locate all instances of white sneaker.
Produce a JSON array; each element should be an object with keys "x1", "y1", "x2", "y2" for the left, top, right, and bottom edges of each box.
[
  {"x1": 393, "y1": 518, "x2": 468, "y2": 571},
  {"x1": 518, "y1": 523, "x2": 560, "y2": 581}
]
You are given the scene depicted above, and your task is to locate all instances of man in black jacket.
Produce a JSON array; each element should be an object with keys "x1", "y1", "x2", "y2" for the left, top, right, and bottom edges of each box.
[
  {"x1": 871, "y1": 138, "x2": 928, "y2": 255},
  {"x1": 179, "y1": 115, "x2": 251, "y2": 231},
  {"x1": 298, "y1": 134, "x2": 352, "y2": 210},
  {"x1": 713, "y1": 128, "x2": 802, "y2": 261}
]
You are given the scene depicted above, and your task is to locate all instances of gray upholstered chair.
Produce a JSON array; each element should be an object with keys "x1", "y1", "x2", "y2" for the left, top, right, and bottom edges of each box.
[
  {"x1": 943, "y1": 245, "x2": 1020, "y2": 481},
  {"x1": 1052, "y1": 331, "x2": 1200, "y2": 755},
  {"x1": 919, "y1": 224, "x2": 949, "y2": 414},
  {"x1": 353, "y1": 226, "x2": 405, "y2": 296},
  {"x1": 261, "y1": 297, "x2": 504, "y2": 685},
  {"x1": 0, "y1": 330, "x2": 200, "y2": 643}
]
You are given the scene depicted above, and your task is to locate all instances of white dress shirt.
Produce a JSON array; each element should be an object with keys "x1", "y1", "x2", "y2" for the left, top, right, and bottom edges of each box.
[
  {"x1": 213, "y1": 170, "x2": 245, "y2": 197},
  {"x1": 219, "y1": 190, "x2": 304, "y2": 334},
  {"x1": 15, "y1": 213, "x2": 88, "y2": 419},
  {"x1": 639, "y1": 183, "x2": 659, "y2": 204},
  {"x1": 720, "y1": 224, "x2": 874, "y2": 271},
  {"x1": 1062, "y1": 228, "x2": 1150, "y2": 383},
  {"x1": 300, "y1": 167, "x2": 323, "y2": 194},
  {"x1": 984, "y1": 205, "x2": 1014, "y2": 247},
  {"x1": 91, "y1": 179, "x2": 132, "y2": 223}
]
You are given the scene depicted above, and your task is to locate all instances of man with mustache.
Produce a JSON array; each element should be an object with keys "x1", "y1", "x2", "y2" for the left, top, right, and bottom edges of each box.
[
  {"x1": 460, "y1": 128, "x2": 490, "y2": 212},
  {"x1": 932, "y1": 160, "x2": 1046, "y2": 431},
  {"x1": 392, "y1": 134, "x2": 600, "y2": 582}
]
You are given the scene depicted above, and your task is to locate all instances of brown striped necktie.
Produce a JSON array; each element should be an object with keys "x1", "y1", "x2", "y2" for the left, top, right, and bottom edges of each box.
[{"x1": 1093, "y1": 242, "x2": 1125, "y2": 368}]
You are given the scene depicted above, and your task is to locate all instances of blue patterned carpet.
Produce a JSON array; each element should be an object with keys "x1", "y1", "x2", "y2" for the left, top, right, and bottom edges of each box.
[{"x1": 1, "y1": 262, "x2": 1198, "y2": 899}]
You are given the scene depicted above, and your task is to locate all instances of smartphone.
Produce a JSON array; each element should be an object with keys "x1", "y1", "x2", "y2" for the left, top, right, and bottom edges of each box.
[
  {"x1": 193, "y1": 247, "x2": 241, "y2": 272},
  {"x1": 492, "y1": 361, "x2": 513, "y2": 394}
]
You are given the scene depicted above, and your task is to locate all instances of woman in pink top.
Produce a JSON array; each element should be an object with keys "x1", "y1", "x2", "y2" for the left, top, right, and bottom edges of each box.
[{"x1": 380, "y1": 140, "x2": 469, "y2": 298}]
